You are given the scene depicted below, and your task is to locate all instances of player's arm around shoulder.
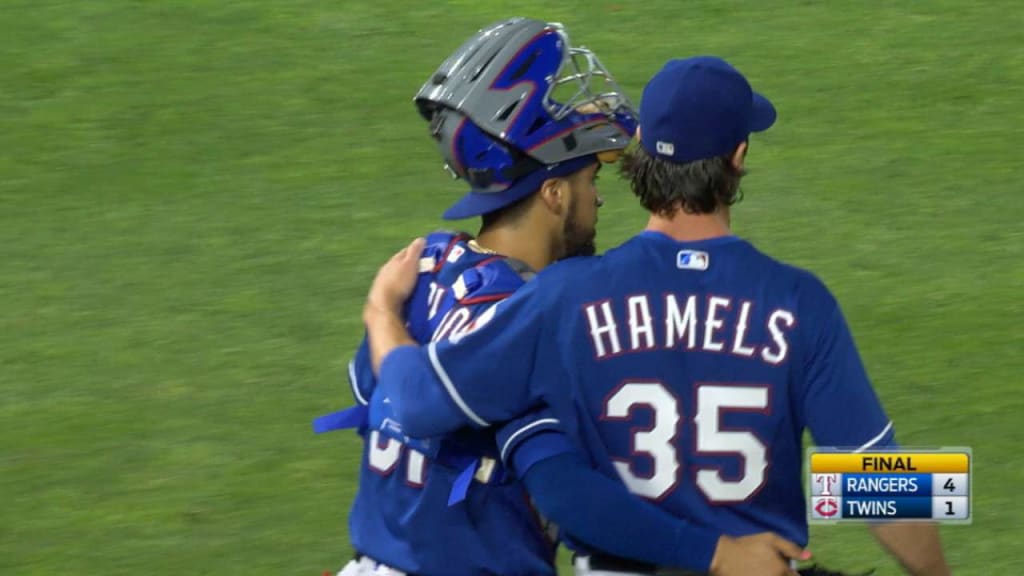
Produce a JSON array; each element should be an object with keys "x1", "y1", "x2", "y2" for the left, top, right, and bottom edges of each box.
[
  {"x1": 363, "y1": 237, "x2": 554, "y2": 438},
  {"x1": 397, "y1": 278, "x2": 549, "y2": 432}
]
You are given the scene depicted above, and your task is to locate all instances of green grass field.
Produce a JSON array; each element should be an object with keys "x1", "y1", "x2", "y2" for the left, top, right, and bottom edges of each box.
[{"x1": 3, "y1": 1, "x2": 1021, "y2": 574}]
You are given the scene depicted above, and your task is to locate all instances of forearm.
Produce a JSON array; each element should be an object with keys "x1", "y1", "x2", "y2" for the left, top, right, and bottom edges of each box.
[
  {"x1": 361, "y1": 235, "x2": 425, "y2": 373},
  {"x1": 363, "y1": 301, "x2": 415, "y2": 375},
  {"x1": 869, "y1": 522, "x2": 950, "y2": 576},
  {"x1": 376, "y1": 345, "x2": 473, "y2": 438},
  {"x1": 521, "y1": 451, "x2": 722, "y2": 572}
]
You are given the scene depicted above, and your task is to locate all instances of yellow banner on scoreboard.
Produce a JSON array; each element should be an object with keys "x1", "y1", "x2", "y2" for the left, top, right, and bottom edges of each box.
[{"x1": 810, "y1": 452, "x2": 969, "y2": 473}]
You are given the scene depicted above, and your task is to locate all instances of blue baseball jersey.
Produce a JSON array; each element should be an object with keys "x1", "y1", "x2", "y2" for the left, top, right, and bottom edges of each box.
[
  {"x1": 345, "y1": 232, "x2": 558, "y2": 576},
  {"x1": 407, "y1": 231, "x2": 897, "y2": 547}
]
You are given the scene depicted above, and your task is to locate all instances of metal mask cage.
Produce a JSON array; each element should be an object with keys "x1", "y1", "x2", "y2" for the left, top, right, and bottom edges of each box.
[{"x1": 544, "y1": 25, "x2": 635, "y2": 121}]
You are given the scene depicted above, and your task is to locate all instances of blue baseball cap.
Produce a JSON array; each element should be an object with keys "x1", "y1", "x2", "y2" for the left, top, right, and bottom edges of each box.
[
  {"x1": 639, "y1": 56, "x2": 776, "y2": 164},
  {"x1": 442, "y1": 154, "x2": 596, "y2": 220}
]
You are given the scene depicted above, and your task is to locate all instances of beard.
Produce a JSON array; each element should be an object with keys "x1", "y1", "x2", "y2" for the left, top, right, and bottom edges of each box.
[{"x1": 561, "y1": 196, "x2": 597, "y2": 259}]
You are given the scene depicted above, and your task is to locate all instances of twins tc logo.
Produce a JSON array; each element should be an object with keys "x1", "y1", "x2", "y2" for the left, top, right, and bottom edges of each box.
[
  {"x1": 811, "y1": 474, "x2": 841, "y2": 519},
  {"x1": 813, "y1": 497, "x2": 839, "y2": 518}
]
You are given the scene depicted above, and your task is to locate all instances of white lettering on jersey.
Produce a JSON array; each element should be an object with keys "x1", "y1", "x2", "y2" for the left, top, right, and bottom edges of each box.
[
  {"x1": 426, "y1": 281, "x2": 446, "y2": 321},
  {"x1": 664, "y1": 294, "x2": 698, "y2": 349},
  {"x1": 582, "y1": 293, "x2": 796, "y2": 366},
  {"x1": 627, "y1": 295, "x2": 656, "y2": 351},
  {"x1": 703, "y1": 296, "x2": 731, "y2": 352},
  {"x1": 761, "y1": 309, "x2": 796, "y2": 365},
  {"x1": 604, "y1": 382, "x2": 769, "y2": 503},
  {"x1": 367, "y1": 430, "x2": 428, "y2": 486},
  {"x1": 432, "y1": 307, "x2": 472, "y2": 342},
  {"x1": 448, "y1": 302, "x2": 499, "y2": 344},
  {"x1": 603, "y1": 382, "x2": 680, "y2": 499},
  {"x1": 405, "y1": 449, "x2": 426, "y2": 486},
  {"x1": 694, "y1": 385, "x2": 770, "y2": 501},
  {"x1": 731, "y1": 300, "x2": 757, "y2": 357},
  {"x1": 585, "y1": 300, "x2": 622, "y2": 359},
  {"x1": 367, "y1": 430, "x2": 402, "y2": 474}
]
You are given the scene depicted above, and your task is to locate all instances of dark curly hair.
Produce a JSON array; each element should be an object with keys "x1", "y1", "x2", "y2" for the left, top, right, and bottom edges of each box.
[{"x1": 619, "y1": 142, "x2": 747, "y2": 216}]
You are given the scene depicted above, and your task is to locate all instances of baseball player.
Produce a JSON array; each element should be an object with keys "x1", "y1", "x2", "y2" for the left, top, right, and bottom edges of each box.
[
  {"x1": 361, "y1": 57, "x2": 952, "y2": 576},
  {"x1": 320, "y1": 22, "x2": 801, "y2": 576}
]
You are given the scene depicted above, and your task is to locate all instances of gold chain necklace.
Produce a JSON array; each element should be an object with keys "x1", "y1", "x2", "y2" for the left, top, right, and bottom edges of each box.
[{"x1": 467, "y1": 239, "x2": 497, "y2": 255}]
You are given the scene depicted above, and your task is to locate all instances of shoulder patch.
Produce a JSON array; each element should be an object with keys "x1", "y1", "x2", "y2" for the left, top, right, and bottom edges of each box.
[
  {"x1": 454, "y1": 256, "x2": 532, "y2": 305},
  {"x1": 421, "y1": 230, "x2": 473, "y2": 274}
]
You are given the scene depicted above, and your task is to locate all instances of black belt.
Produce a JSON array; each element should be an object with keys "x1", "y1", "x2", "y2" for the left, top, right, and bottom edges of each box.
[
  {"x1": 575, "y1": 553, "x2": 706, "y2": 576},
  {"x1": 577, "y1": 553, "x2": 657, "y2": 574}
]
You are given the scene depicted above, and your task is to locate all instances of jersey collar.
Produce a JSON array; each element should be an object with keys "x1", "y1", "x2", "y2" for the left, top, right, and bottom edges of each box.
[{"x1": 637, "y1": 230, "x2": 743, "y2": 248}]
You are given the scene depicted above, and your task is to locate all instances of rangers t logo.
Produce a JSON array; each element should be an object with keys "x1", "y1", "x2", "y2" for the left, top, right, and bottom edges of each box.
[{"x1": 814, "y1": 473, "x2": 839, "y2": 496}]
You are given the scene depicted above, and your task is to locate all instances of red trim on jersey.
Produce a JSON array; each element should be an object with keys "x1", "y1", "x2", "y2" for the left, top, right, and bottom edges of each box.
[
  {"x1": 475, "y1": 255, "x2": 506, "y2": 267},
  {"x1": 432, "y1": 233, "x2": 473, "y2": 273},
  {"x1": 459, "y1": 292, "x2": 514, "y2": 306}
]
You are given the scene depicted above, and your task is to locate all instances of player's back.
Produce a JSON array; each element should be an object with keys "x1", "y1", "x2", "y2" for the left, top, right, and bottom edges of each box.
[
  {"x1": 347, "y1": 232, "x2": 555, "y2": 576},
  {"x1": 535, "y1": 231, "x2": 894, "y2": 546}
]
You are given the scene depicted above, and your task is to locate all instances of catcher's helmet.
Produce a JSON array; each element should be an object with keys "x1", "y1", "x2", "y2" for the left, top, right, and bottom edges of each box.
[{"x1": 415, "y1": 17, "x2": 637, "y2": 220}]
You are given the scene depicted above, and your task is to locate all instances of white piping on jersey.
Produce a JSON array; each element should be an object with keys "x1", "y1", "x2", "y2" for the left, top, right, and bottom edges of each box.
[
  {"x1": 854, "y1": 421, "x2": 893, "y2": 453},
  {"x1": 452, "y1": 274, "x2": 468, "y2": 300},
  {"x1": 500, "y1": 418, "x2": 560, "y2": 463},
  {"x1": 427, "y1": 341, "x2": 489, "y2": 427},
  {"x1": 348, "y1": 359, "x2": 368, "y2": 406}
]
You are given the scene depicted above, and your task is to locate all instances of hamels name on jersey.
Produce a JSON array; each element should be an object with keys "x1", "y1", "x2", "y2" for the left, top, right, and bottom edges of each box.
[{"x1": 583, "y1": 293, "x2": 795, "y2": 364}]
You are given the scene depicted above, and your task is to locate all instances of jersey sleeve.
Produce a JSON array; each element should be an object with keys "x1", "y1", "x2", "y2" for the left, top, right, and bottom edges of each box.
[
  {"x1": 520, "y1": 452, "x2": 723, "y2": 572},
  {"x1": 348, "y1": 335, "x2": 375, "y2": 406},
  {"x1": 495, "y1": 406, "x2": 572, "y2": 475},
  {"x1": 800, "y1": 285, "x2": 896, "y2": 450},
  {"x1": 380, "y1": 280, "x2": 546, "y2": 437}
]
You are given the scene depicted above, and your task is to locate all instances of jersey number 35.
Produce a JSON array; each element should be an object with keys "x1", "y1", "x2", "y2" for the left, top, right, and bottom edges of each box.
[{"x1": 603, "y1": 382, "x2": 769, "y2": 502}]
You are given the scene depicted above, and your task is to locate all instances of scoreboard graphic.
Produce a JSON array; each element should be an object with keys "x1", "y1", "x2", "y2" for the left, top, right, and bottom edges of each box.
[{"x1": 807, "y1": 448, "x2": 971, "y2": 524}]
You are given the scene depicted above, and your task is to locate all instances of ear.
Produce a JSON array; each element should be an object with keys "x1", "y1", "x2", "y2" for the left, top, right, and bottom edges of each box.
[
  {"x1": 635, "y1": 125, "x2": 642, "y2": 143},
  {"x1": 538, "y1": 177, "x2": 569, "y2": 215},
  {"x1": 730, "y1": 141, "x2": 748, "y2": 171}
]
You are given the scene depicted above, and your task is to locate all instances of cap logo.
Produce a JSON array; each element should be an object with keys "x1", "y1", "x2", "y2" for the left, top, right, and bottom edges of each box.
[{"x1": 656, "y1": 141, "x2": 675, "y2": 156}]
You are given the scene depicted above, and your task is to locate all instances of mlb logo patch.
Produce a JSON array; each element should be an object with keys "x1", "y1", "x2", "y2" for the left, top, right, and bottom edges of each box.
[{"x1": 676, "y1": 250, "x2": 709, "y2": 271}]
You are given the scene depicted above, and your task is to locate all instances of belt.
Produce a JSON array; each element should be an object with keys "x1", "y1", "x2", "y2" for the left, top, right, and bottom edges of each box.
[
  {"x1": 575, "y1": 553, "x2": 656, "y2": 574},
  {"x1": 574, "y1": 553, "x2": 705, "y2": 576}
]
